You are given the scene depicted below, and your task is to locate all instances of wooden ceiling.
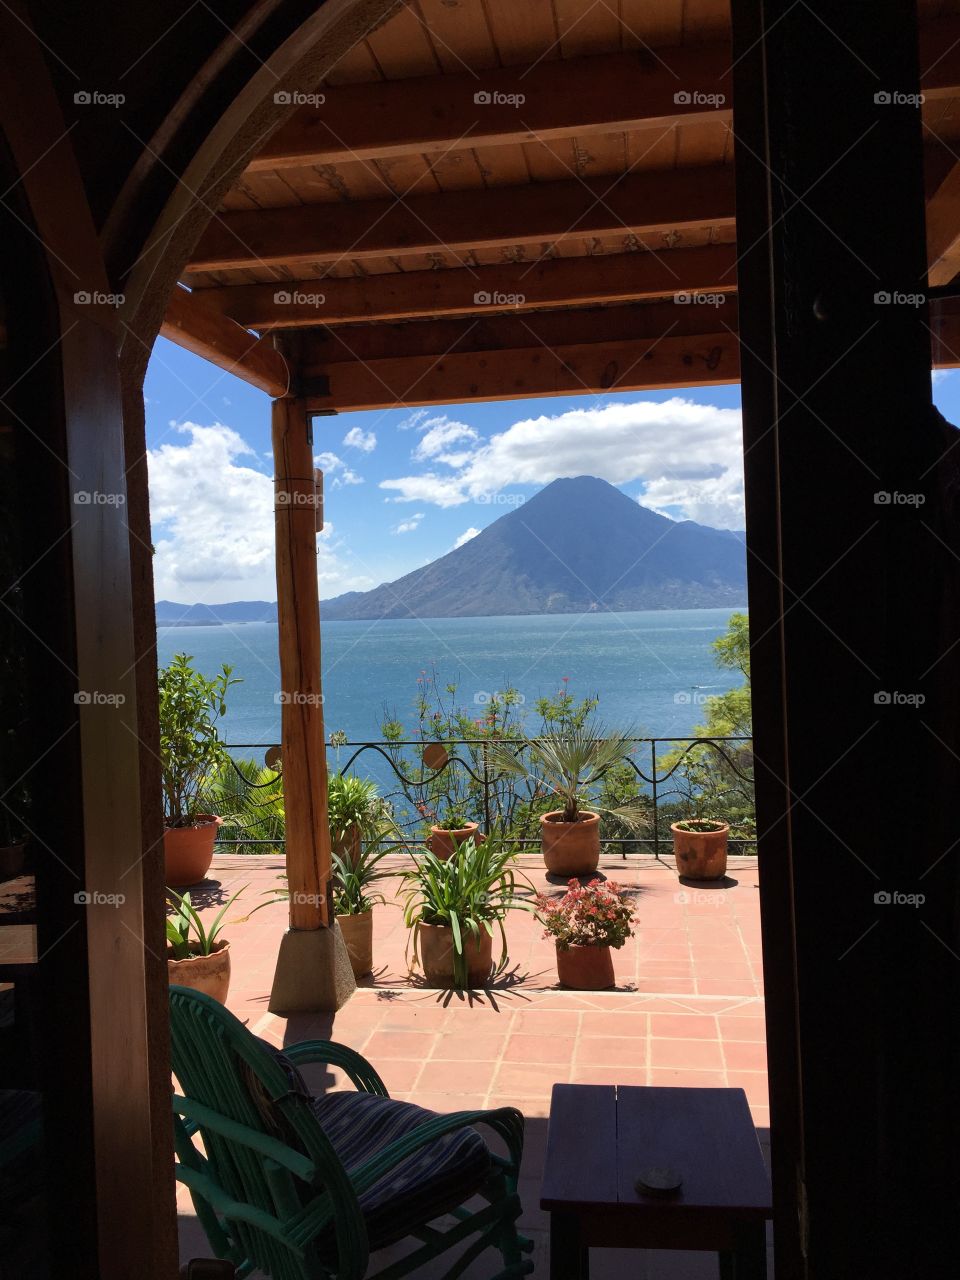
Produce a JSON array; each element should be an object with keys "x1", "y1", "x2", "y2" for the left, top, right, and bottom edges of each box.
[{"x1": 161, "y1": 0, "x2": 960, "y2": 408}]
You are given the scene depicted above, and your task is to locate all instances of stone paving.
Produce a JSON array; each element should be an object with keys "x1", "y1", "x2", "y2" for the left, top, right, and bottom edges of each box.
[{"x1": 177, "y1": 852, "x2": 770, "y2": 1278}]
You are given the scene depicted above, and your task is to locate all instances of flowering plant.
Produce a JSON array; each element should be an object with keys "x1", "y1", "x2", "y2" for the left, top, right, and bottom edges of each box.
[{"x1": 536, "y1": 878, "x2": 636, "y2": 950}]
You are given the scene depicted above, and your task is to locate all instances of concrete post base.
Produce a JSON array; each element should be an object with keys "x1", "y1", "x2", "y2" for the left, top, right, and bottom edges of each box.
[{"x1": 268, "y1": 921, "x2": 356, "y2": 1014}]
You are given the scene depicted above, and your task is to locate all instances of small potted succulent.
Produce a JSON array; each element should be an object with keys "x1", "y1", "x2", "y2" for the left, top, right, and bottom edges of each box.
[
  {"x1": 166, "y1": 884, "x2": 245, "y2": 1004},
  {"x1": 426, "y1": 800, "x2": 482, "y2": 860},
  {"x1": 403, "y1": 831, "x2": 532, "y2": 989},
  {"x1": 491, "y1": 725, "x2": 646, "y2": 876},
  {"x1": 537, "y1": 878, "x2": 637, "y2": 990},
  {"x1": 670, "y1": 754, "x2": 729, "y2": 880},
  {"x1": 159, "y1": 653, "x2": 240, "y2": 886}
]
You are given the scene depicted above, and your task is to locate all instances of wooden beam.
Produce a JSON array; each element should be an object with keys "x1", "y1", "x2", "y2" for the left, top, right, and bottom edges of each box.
[
  {"x1": 927, "y1": 161, "x2": 960, "y2": 285},
  {"x1": 247, "y1": 17, "x2": 960, "y2": 173},
  {"x1": 304, "y1": 330, "x2": 739, "y2": 411},
  {"x1": 270, "y1": 396, "x2": 330, "y2": 931},
  {"x1": 160, "y1": 286, "x2": 290, "y2": 396},
  {"x1": 188, "y1": 165, "x2": 736, "y2": 272},
  {"x1": 249, "y1": 45, "x2": 733, "y2": 172},
  {"x1": 190, "y1": 243, "x2": 738, "y2": 329}
]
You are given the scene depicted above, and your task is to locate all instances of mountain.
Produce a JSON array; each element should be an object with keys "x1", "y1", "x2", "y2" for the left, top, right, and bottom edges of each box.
[
  {"x1": 321, "y1": 476, "x2": 747, "y2": 620},
  {"x1": 156, "y1": 600, "x2": 277, "y2": 626}
]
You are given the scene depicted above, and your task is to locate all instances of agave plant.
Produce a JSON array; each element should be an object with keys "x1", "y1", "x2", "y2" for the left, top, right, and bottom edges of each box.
[
  {"x1": 331, "y1": 842, "x2": 395, "y2": 916},
  {"x1": 165, "y1": 885, "x2": 246, "y2": 959},
  {"x1": 402, "y1": 831, "x2": 534, "y2": 989},
  {"x1": 489, "y1": 723, "x2": 649, "y2": 827}
]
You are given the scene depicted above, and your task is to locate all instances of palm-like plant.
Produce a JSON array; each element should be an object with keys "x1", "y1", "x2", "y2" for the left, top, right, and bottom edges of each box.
[
  {"x1": 402, "y1": 832, "x2": 533, "y2": 988},
  {"x1": 490, "y1": 723, "x2": 648, "y2": 827},
  {"x1": 199, "y1": 756, "x2": 285, "y2": 854}
]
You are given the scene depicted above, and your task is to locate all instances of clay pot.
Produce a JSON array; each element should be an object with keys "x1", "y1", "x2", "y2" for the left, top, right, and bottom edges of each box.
[
  {"x1": 332, "y1": 824, "x2": 362, "y2": 870},
  {"x1": 167, "y1": 940, "x2": 231, "y2": 1004},
  {"x1": 428, "y1": 822, "x2": 482, "y2": 860},
  {"x1": 556, "y1": 942, "x2": 615, "y2": 990},
  {"x1": 164, "y1": 815, "x2": 221, "y2": 887},
  {"x1": 671, "y1": 821, "x2": 730, "y2": 880},
  {"x1": 417, "y1": 920, "x2": 493, "y2": 988},
  {"x1": 0, "y1": 842, "x2": 26, "y2": 881},
  {"x1": 539, "y1": 810, "x2": 600, "y2": 877},
  {"x1": 337, "y1": 910, "x2": 373, "y2": 978}
]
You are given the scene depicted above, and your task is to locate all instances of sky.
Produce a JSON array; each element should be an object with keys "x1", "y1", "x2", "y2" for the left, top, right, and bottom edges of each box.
[{"x1": 144, "y1": 336, "x2": 960, "y2": 605}]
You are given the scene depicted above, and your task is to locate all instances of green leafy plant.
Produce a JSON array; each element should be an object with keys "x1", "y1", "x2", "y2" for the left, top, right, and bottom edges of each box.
[
  {"x1": 536, "y1": 878, "x2": 637, "y2": 951},
  {"x1": 159, "y1": 653, "x2": 241, "y2": 827},
  {"x1": 165, "y1": 885, "x2": 245, "y2": 959},
  {"x1": 434, "y1": 802, "x2": 472, "y2": 830},
  {"x1": 331, "y1": 843, "x2": 395, "y2": 917},
  {"x1": 199, "y1": 756, "x2": 284, "y2": 854},
  {"x1": 490, "y1": 723, "x2": 649, "y2": 828},
  {"x1": 402, "y1": 831, "x2": 533, "y2": 989},
  {"x1": 328, "y1": 773, "x2": 392, "y2": 845}
]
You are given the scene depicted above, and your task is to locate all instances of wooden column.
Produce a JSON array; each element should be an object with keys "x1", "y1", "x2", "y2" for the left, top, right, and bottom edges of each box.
[{"x1": 272, "y1": 396, "x2": 330, "y2": 929}]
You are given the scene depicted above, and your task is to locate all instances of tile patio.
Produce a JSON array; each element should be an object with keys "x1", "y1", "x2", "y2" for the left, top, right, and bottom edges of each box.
[{"x1": 177, "y1": 852, "x2": 770, "y2": 1278}]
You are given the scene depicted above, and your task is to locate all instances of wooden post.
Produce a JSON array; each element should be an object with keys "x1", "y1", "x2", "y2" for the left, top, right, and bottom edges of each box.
[{"x1": 272, "y1": 396, "x2": 329, "y2": 929}]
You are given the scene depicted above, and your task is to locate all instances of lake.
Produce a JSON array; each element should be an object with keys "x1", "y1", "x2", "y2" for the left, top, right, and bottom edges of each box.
[{"x1": 156, "y1": 608, "x2": 744, "y2": 763}]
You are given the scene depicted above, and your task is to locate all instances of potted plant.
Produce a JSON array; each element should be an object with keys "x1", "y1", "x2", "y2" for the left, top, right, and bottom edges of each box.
[
  {"x1": 328, "y1": 772, "x2": 386, "y2": 868},
  {"x1": 166, "y1": 884, "x2": 245, "y2": 1004},
  {"x1": 403, "y1": 832, "x2": 532, "y2": 989},
  {"x1": 670, "y1": 752, "x2": 729, "y2": 880},
  {"x1": 427, "y1": 800, "x2": 482, "y2": 860},
  {"x1": 536, "y1": 878, "x2": 637, "y2": 990},
  {"x1": 671, "y1": 817, "x2": 729, "y2": 880},
  {"x1": 331, "y1": 840, "x2": 395, "y2": 979},
  {"x1": 159, "y1": 653, "x2": 240, "y2": 886},
  {"x1": 491, "y1": 725, "x2": 646, "y2": 876}
]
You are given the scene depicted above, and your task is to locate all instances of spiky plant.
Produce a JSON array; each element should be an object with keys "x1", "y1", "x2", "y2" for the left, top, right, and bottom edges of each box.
[{"x1": 489, "y1": 723, "x2": 650, "y2": 827}]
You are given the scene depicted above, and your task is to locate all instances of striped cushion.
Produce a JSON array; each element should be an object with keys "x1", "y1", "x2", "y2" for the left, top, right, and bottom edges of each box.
[{"x1": 311, "y1": 1090, "x2": 491, "y2": 1252}]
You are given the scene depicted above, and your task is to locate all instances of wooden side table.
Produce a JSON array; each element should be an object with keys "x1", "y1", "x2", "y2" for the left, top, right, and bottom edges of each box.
[{"x1": 540, "y1": 1084, "x2": 772, "y2": 1279}]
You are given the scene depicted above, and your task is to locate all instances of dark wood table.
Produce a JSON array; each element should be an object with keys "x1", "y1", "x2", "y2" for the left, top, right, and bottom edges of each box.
[{"x1": 540, "y1": 1084, "x2": 772, "y2": 1279}]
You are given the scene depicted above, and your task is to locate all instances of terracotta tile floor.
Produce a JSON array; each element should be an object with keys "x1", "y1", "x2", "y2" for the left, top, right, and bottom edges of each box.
[{"x1": 177, "y1": 852, "x2": 771, "y2": 1278}]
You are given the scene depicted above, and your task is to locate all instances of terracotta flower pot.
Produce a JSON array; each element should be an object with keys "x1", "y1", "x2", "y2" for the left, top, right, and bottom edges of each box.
[
  {"x1": 556, "y1": 942, "x2": 615, "y2": 990},
  {"x1": 539, "y1": 810, "x2": 600, "y2": 877},
  {"x1": 417, "y1": 920, "x2": 493, "y2": 988},
  {"x1": 164, "y1": 814, "x2": 221, "y2": 887},
  {"x1": 671, "y1": 821, "x2": 730, "y2": 880},
  {"x1": 0, "y1": 842, "x2": 26, "y2": 882},
  {"x1": 337, "y1": 910, "x2": 373, "y2": 978},
  {"x1": 332, "y1": 823, "x2": 362, "y2": 870},
  {"x1": 428, "y1": 822, "x2": 482, "y2": 860},
  {"x1": 167, "y1": 940, "x2": 231, "y2": 1004}
]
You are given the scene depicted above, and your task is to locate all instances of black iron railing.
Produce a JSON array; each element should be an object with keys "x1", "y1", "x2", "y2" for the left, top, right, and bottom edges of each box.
[{"x1": 215, "y1": 735, "x2": 755, "y2": 864}]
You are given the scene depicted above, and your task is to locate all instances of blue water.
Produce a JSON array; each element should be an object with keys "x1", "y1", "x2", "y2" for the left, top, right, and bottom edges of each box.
[{"x1": 156, "y1": 609, "x2": 743, "y2": 760}]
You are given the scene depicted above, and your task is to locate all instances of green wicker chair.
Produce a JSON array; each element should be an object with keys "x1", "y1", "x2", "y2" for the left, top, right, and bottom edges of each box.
[{"x1": 170, "y1": 986, "x2": 534, "y2": 1280}]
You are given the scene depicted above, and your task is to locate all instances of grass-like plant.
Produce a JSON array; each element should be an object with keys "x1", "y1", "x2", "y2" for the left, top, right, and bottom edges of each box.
[
  {"x1": 402, "y1": 831, "x2": 533, "y2": 989},
  {"x1": 165, "y1": 885, "x2": 246, "y2": 959},
  {"x1": 331, "y1": 842, "x2": 395, "y2": 916},
  {"x1": 489, "y1": 723, "x2": 649, "y2": 827}
]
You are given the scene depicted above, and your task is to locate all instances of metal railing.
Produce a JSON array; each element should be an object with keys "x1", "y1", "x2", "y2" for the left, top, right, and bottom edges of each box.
[{"x1": 215, "y1": 735, "x2": 755, "y2": 864}]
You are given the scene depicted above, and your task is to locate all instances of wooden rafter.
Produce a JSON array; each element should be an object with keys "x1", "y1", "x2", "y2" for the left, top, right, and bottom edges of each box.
[
  {"x1": 160, "y1": 285, "x2": 290, "y2": 396},
  {"x1": 187, "y1": 165, "x2": 736, "y2": 271},
  {"x1": 247, "y1": 17, "x2": 960, "y2": 173},
  {"x1": 927, "y1": 162, "x2": 960, "y2": 286},
  {"x1": 189, "y1": 243, "x2": 738, "y2": 328}
]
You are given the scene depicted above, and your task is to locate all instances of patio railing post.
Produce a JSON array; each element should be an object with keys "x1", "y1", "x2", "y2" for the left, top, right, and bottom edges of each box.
[{"x1": 650, "y1": 739, "x2": 660, "y2": 863}]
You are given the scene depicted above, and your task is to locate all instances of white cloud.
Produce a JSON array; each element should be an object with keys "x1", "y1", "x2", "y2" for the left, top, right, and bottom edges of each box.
[
  {"x1": 343, "y1": 425, "x2": 377, "y2": 452},
  {"x1": 314, "y1": 450, "x2": 364, "y2": 488},
  {"x1": 932, "y1": 368, "x2": 955, "y2": 385},
  {"x1": 412, "y1": 415, "x2": 480, "y2": 463},
  {"x1": 452, "y1": 527, "x2": 481, "y2": 549},
  {"x1": 393, "y1": 512, "x2": 425, "y2": 534},
  {"x1": 380, "y1": 397, "x2": 745, "y2": 527},
  {"x1": 148, "y1": 423, "x2": 371, "y2": 602}
]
